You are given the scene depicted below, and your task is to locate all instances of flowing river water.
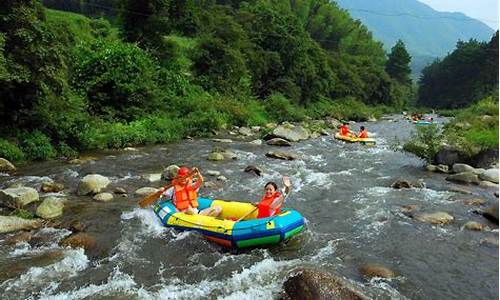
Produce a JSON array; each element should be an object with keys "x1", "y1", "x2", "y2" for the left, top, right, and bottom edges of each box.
[{"x1": 0, "y1": 116, "x2": 497, "y2": 299}]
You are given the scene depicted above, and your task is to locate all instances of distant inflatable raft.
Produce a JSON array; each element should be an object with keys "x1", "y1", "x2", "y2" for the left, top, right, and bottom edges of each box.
[
  {"x1": 153, "y1": 198, "x2": 304, "y2": 248},
  {"x1": 334, "y1": 133, "x2": 376, "y2": 145}
]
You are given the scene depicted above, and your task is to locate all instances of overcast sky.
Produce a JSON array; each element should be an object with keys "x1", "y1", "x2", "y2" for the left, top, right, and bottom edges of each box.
[{"x1": 418, "y1": 0, "x2": 499, "y2": 29}]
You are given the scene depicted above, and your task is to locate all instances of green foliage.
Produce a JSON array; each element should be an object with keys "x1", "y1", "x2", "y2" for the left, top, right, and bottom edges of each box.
[
  {"x1": 0, "y1": 139, "x2": 25, "y2": 162},
  {"x1": 386, "y1": 40, "x2": 411, "y2": 85},
  {"x1": 306, "y1": 97, "x2": 391, "y2": 121},
  {"x1": 418, "y1": 32, "x2": 498, "y2": 108},
  {"x1": 19, "y1": 130, "x2": 57, "y2": 161},
  {"x1": 403, "y1": 125, "x2": 443, "y2": 162},
  {"x1": 264, "y1": 94, "x2": 306, "y2": 123},
  {"x1": 11, "y1": 208, "x2": 34, "y2": 219}
]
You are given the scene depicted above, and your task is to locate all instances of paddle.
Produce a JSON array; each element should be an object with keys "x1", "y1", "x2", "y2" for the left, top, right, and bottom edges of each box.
[
  {"x1": 138, "y1": 169, "x2": 198, "y2": 208},
  {"x1": 236, "y1": 177, "x2": 291, "y2": 222}
]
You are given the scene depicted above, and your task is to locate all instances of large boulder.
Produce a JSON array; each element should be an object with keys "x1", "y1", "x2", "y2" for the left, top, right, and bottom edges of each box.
[
  {"x1": 59, "y1": 232, "x2": 96, "y2": 251},
  {"x1": 434, "y1": 146, "x2": 462, "y2": 166},
  {"x1": 162, "y1": 165, "x2": 179, "y2": 180},
  {"x1": 446, "y1": 172, "x2": 480, "y2": 184},
  {"x1": 452, "y1": 163, "x2": 475, "y2": 173},
  {"x1": 238, "y1": 127, "x2": 253, "y2": 136},
  {"x1": 0, "y1": 216, "x2": 42, "y2": 233},
  {"x1": 208, "y1": 152, "x2": 225, "y2": 161},
  {"x1": 0, "y1": 187, "x2": 39, "y2": 208},
  {"x1": 414, "y1": 212, "x2": 454, "y2": 225},
  {"x1": 77, "y1": 174, "x2": 110, "y2": 196},
  {"x1": 479, "y1": 169, "x2": 499, "y2": 183},
  {"x1": 266, "y1": 138, "x2": 292, "y2": 147},
  {"x1": 93, "y1": 193, "x2": 114, "y2": 202},
  {"x1": 0, "y1": 158, "x2": 16, "y2": 173},
  {"x1": 468, "y1": 148, "x2": 499, "y2": 168},
  {"x1": 36, "y1": 197, "x2": 64, "y2": 219},
  {"x1": 463, "y1": 221, "x2": 487, "y2": 231},
  {"x1": 482, "y1": 201, "x2": 499, "y2": 224},
  {"x1": 359, "y1": 263, "x2": 396, "y2": 279},
  {"x1": 273, "y1": 124, "x2": 310, "y2": 142},
  {"x1": 281, "y1": 268, "x2": 366, "y2": 300},
  {"x1": 266, "y1": 151, "x2": 298, "y2": 161},
  {"x1": 41, "y1": 182, "x2": 64, "y2": 193}
]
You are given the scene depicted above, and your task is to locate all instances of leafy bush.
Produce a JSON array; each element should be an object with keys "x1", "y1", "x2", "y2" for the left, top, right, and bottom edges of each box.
[
  {"x1": 19, "y1": 130, "x2": 57, "y2": 161},
  {"x1": 0, "y1": 139, "x2": 25, "y2": 162},
  {"x1": 264, "y1": 94, "x2": 306, "y2": 123},
  {"x1": 11, "y1": 209, "x2": 34, "y2": 219},
  {"x1": 403, "y1": 125, "x2": 443, "y2": 162}
]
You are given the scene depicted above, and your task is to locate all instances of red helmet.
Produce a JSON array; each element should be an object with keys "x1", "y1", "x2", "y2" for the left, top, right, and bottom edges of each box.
[{"x1": 177, "y1": 166, "x2": 190, "y2": 177}]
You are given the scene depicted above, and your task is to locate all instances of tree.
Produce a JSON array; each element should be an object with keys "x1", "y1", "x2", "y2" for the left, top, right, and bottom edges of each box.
[{"x1": 386, "y1": 40, "x2": 412, "y2": 85}]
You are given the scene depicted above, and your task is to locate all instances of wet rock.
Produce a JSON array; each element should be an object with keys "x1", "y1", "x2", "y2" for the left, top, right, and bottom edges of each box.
[
  {"x1": 266, "y1": 151, "x2": 298, "y2": 161},
  {"x1": 93, "y1": 192, "x2": 114, "y2": 202},
  {"x1": 162, "y1": 165, "x2": 179, "y2": 180},
  {"x1": 434, "y1": 146, "x2": 463, "y2": 166},
  {"x1": 249, "y1": 139, "x2": 263, "y2": 145},
  {"x1": 145, "y1": 173, "x2": 162, "y2": 182},
  {"x1": 414, "y1": 212, "x2": 454, "y2": 225},
  {"x1": 481, "y1": 236, "x2": 499, "y2": 247},
  {"x1": 273, "y1": 124, "x2": 309, "y2": 142},
  {"x1": 325, "y1": 118, "x2": 342, "y2": 129},
  {"x1": 238, "y1": 127, "x2": 253, "y2": 136},
  {"x1": 135, "y1": 187, "x2": 159, "y2": 196},
  {"x1": 469, "y1": 148, "x2": 499, "y2": 168},
  {"x1": 36, "y1": 197, "x2": 64, "y2": 219},
  {"x1": 0, "y1": 187, "x2": 39, "y2": 208},
  {"x1": 0, "y1": 158, "x2": 16, "y2": 173},
  {"x1": 245, "y1": 165, "x2": 263, "y2": 176},
  {"x1": 281, "y1": 268, "x2": 365, "y2": 300},
  {"x1": 41, "y1": 182, "x2": 64, "y2": 193},
  {"x1": 208, "y1": 152, "x2": 225, "y2": 161},
  {"x1": 5, "y1": 231, "x2": 33, "y2": 245},
  {"x1": 479, "y1": 181, "x2": 499, "y2": 188},
  {"x1": 359, "y1": 263, "x2": 396, "y2": 279},
  {"x1": 217, "y1": 175, "x2": 228, "y2": 182},
  {"x1": 77, "y1": 174, "x2": 111, "y2": 196},
  {"x1": 401, "y1": 205, "x2": 419, "y2": 213},
  {"x1": 482, "y1": 201, "x2": 498, "y2": 224},
  {"x1": 124, "y1": 147, "x2": 138, "y2": 151},
  {"x1": 426, "y1": 164, "x2": 448, "y2": 173},
  {"x1": 221, "y1": 149, "x2": 238, "y2": 160},
  {"x1": 390, "y1": 179, "x2": 425, "y2": 189},
  {"x1": 463, "y1": 221, "x2": 487, "y2": 231},
  {"x1": 426, "y1": 164, "x2": 437, "y2": 172},
  {"x1": 114, "y1": 187, "x2": 127, "y2": 194},
  {"x1": 69, "y1": 220, "x2": 85, "y2": 233},
  {"x1": 59, "y1": 232, "x2": 96, "y2": 251},
  {"x1": 320, "y1": 129, "x2": 330, "y2": 136},
  {"x1": 452, "y1": 163, "x2": 475, "y2": 173},
  {"x1": 206, "y1": 170, "x2": 221, "y2": 176},
  {"x1": 446, "y1": 172, "x2": 480, "y2": 184},
  {"x1": 0, "y1": 250, "x2": 65, "y2": 281},
  {"x1": 473, "y1": 168, "x2": 486, "y2": 175},
  {"x1": 211, "y1": 138, "x2": 233, "y2": 143},
  {"x1": 463, "y1": 198, "x2": 486, "y2": 206},
  {"x1": 448, "y1": 185, "x2": 473, "y2": 194},
  {"x1": 479, "y1": 169, "x2": 499, "y2": 183},
  {"x1": 0, "y1": 216, "x2": 42, "y2": 233},
  {"x1": 266, "y1": 138, "x2": 292, "y2": 146}
]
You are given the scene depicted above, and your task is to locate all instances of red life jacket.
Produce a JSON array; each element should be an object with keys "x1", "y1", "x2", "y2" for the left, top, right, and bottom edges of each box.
[
  {"x1": 257, "y1": 191, "x2": 282, "y2": 218},
  {"x1": 358, "y1": 130, "x2": 368, "y2": 138},
  {"x1": 340, "y1": 125, "x2": 349, "y2": 136},
  {"x1": 172, "y1": 177, "x2": 199, "y2": 210}
]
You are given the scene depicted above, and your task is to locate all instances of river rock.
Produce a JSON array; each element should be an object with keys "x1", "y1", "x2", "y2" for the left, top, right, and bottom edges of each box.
[
  {"x1": 0, "y1": 250, "x2": 65, "y2": 282},
  {"x1": 206, "y1": 170, "x2": 221, "y2": 176},
  {"x1": 69, "y1": 220, "x2": 86, "y2": 233},
  {"x1": 463, "y1": 221, "x2": 487, "y2": 231},
  {"x1": 5, "y1": 231, "x2": 33, "y2": 245},
  {"x1": 93, "y1": 192, "x2": 114, "y2": 202},
  {"x1": 208, "y1": 152, "x2": 225, "y2": 161},
  {"x1": 482, "y1": 201, "x2": 498, "y2": 224},
  {"x1": 436, "y1": 164, "x2": 449, "y2": 173},
  {"x1": 473, "y1": 168, "x2": 486, "y2": 175},
  {"x1": 273, "y1": 124, "x2": 310, "y2": 142},
  {"x1": 124, "y1": 147, "x2": 138, "y2": 151},
  {"x1": 162, "y1": 165, "x2": 179, "y2": 180},
  {"x1": 0, "y1": 187, "x2": 39, "y2": 208},
  {"x1": 481, "y1": 236, "x2": 499, "y2": 247},
  {"x1": 452, "y1": 163, "x2": 475, "y2": 173},
  {"x1": 217, "y1": 175, "x2": 228, "y2": 182},
  {"x1": 359, "y1": 263, "x2": 396, "y2": 279},
  {"x1": 238, "y1": 127, "x2": 253, "y2": 136},
  {"x1": 77, "y1": 174, "x2": 111, "y2": 196},
  {"x1": 266, "y1": 151, "x2": 298, "y2": 161},
  {"x1": 401, "y1": 205, "x2": 419, "y2": 213},
  {"x1": 114, "y1": 187, "x2": 127, "y2": 194},
  {"x1": 249, "y1": 139, "x2": 263, "y2": 145},
  {"x1": 0, "y1": 158, "x2": 16, "y2": 173},
  {"x1": 448, "y1": 185, "x2": 473, "y2": 194},
  {"x1": 265, "y1": 122, "x2": 277, "y2": 129},
  {"x1": 0, "y1": 216, "x2": 42, "y2": 234},
  {"x1": 446, "y1": 172, "x2": 479, "y2": 184},
  {"x1": 479, "y1": 169, "x2": 499, "y2": 183},
  {"x1": 251, "y1": 126, "x2": 261, "y2": 132},
  {"x1": 469, "y1": 148, "x2": 499, "y2": 168},
  {"x1": 135, "y1": 187, "x2": 159, "y2": 196},
  {"x1": 281, "y1": 268, "x2": 365, "y2": 300},
  {"x1": 221, "y1": 150, "x2": 238, "y2": 160},
  {"x1": 415, "y1": 212, "x2": 454, "y2": 225},
  {"x1": 426, "y1": 164, "x2": 437, "y2": 172},
  {"x1": 434, "y1": 146, "x2": 462, "y2": 166},
  {"x1": 41, "y1": 182, "x2": 64, "y2": 193},
  {"x1": 59, "y1": 232, "x2": 96, "y2": 251},
  {"x1": 463, "y1": 198, "x2": 486, "y2": 206},
  {"x1": 325, "y1": 118, "x2": 342, "y2": 129},
  {"x1": 244, "y1": 165, "x2": 263, "y2": 176},
  {"x1": 145, "y1": 173, "x2": 162, "y2": 182},
  {"x1": 390, "y1": 179, "x2": 425, "y2": 189},
  {"x1": 36, "y1": 197, "x2": 64, "y2": 219},
  {"x1": 479, "y1": 181, "x2": 499, "y2": 188},
  {"x1": 212, "y1": 138, "x2": 233, "y2": 143},
  {"x1": 266, "y1": 138, "x2": 292, "y2": 146}
]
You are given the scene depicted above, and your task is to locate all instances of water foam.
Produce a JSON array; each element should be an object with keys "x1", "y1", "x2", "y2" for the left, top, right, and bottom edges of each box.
[{"x1": 121, "y1": 207, "x2": 166, "y2": 238}]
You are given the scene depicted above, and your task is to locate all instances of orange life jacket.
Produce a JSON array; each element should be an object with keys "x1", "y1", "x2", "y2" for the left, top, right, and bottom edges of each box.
[
  {"x1": 340, "y1": 125, "x2": 349, "y2": 136},
  {"x1": 257, "y1": 191, "x2": 282, "y2": 218},
  {"x1": 358, "y1": 130, "x2": 368, "y2": 138},
  {"x1": 172, "y1": 177, "x2": 199, "y2": 210}
]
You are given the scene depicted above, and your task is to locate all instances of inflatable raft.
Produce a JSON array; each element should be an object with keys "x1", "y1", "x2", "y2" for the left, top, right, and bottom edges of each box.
[
  {"x1": 414, "y1": 120, "x2": 433, "y2": 126},
  {"x1": 153, "y1": 197, "x2": 304, "y2": 248},
  {"x1": 334, "y1": 133, "x2": 376, "y2": 145}
]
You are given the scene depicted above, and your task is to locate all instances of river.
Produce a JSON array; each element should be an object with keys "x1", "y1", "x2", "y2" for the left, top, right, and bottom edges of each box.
[{"x1": 0, "y1": 116, "x2": 497, "y2": 299}]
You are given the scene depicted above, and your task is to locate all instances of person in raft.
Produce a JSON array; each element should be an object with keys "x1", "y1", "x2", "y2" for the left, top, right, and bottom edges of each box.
[
  {"x1": 357, "y1": 126, "x2": 368, "y2": 138},
  {"x1": 256, "y1": 176, "x2": 291, "y2": 218},
  {"x1": 162, "y1": 166, "x2": 222, "y2": 217},
  {"x1": 339, "y1": 122, "x2": 354, "y2": 137}
]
